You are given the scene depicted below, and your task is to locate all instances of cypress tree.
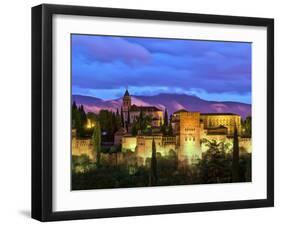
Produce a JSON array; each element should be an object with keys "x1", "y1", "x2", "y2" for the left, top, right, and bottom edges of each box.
[
  {"x1": 164, "y1": 108, "x2": 168, "y2": 127},
  {"x1": 72, "y1": 101, "x2": 77, "y2": 110},
  {"x1": 131, "y1": 118, "x2": 137, "y2": 136},
  {"x1": 150, "y1": 137, "x2": 158, "y2": 186},
  {"x1": 139, "y1": 108, "x2": 144, "y2": 131},
  {"x1": 112, "y1": 112, "x2": 117, "y2": 134},
  {"x1": 79, "y1": 105, "x2": 87, "y2": 137},
  {"x1": 92, "y1": 121, "x2": 101, "y2": 167},
  {"x1": 139, "y1": 107, "x2": 143, "y2": 121},
  {"x1": 121, "y1": 107, "x2": 124, "y2": 128},
  {"x1": 80, "y1": 105, "x2": 87, "y2": 125},
  {"x1": 116, "y1": 108, "x2": 121, "y2": 129},
  {"x1": 126, "y1": 109, "x2": 131, "y2": 132},
  {"x1": 159, "y1": 117, "x2": 163, "y2": 127},
  {"x1": 232, "y1": 126, "x2": 240, "y2": 182},
  {"x1": 161, "y1": 108, "x2": 169, "y2": 135},
  {"x1": 127, "y1": 109, "x2": 131, "y2": 125},
  {"x1": 168, "y1": 122, "x2": 173, "y2": 136},
  {"x1": 72, "y1": 101, "x2": 78, "y2": 129},
  {"x1": 74, "y1": 105, "x2": 82, "y2": 137}
]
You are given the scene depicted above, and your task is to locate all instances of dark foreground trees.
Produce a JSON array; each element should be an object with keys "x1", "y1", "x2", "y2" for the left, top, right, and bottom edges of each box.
[
  {"x1": 197, "y1": 138, "x2": 251, "y2": 184},
  {"x1": 72, "y1": 150, "x2": 251, "y2": 190},
  {"x1": 197, "y1": 139, "x2": 232, "y2": 183}
]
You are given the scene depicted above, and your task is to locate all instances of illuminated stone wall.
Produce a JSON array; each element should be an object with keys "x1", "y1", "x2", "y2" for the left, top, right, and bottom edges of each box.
[
  {"x1": 239, "y1": 137, "x2": 252, "y2": 153},
  {"x1": 200, "y1": 114, "x2": 241, "y2": 135},
  {"x1": 135, "y1": 135, "x2": 176, "y2": 164},
  {"x1": 72, "y1": 137, "x2": 95, "y2": 161},
  {"x1": 136, "y1": 135, "x2": 162, "y2": 162},
  {"x1": 122, "y1": 136, "x2": 137, "y2": 152}
]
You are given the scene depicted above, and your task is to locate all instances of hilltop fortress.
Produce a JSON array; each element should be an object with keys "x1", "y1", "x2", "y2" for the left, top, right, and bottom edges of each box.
[{"x1": 72, "y1": 89, "x2": 251, "y2": 166}]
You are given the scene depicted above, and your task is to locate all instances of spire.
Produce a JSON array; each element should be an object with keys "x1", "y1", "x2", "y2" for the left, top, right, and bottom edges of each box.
[{"x1": 124, "y1": 88, "x2": 130, "y2": 97}]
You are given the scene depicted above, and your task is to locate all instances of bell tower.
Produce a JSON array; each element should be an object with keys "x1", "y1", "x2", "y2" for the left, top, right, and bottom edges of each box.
[{"x1": 123, "y1": 89, "x2": 131, "y2": 112}]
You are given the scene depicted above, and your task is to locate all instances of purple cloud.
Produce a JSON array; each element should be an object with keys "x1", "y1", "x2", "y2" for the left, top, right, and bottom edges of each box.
[
  {"x1": 72, "y1": 35, "x2": 151, "y2": 64},
  {"x1": 72, "y1": 35, "x2": 252, "y2": 103}
]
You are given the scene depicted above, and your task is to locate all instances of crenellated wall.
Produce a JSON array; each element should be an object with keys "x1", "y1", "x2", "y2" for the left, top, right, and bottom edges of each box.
[{"x1": 72, "y1": 137, "x2": 96, "y2": 161}]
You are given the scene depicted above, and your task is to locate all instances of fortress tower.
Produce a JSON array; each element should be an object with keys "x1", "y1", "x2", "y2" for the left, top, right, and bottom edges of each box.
[{"x1": 172, "y1": 110, "x2": 202, "y2": 165}]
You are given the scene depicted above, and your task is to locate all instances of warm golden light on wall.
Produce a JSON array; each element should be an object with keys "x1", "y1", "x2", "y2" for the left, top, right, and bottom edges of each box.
[{"x1": 86, "y1": 119, "x2": 95, "y2": 129}]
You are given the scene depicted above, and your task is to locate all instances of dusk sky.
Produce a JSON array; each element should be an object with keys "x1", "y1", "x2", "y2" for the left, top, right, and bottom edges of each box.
[{"x1": 72, "y1": 34, "x2": 252, "y2": 104}]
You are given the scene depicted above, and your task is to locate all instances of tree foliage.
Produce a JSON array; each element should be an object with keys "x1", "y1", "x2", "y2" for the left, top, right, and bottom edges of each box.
[
  {"x1": 198, "y1": 139, "x2": 232, "y2": 183},
  {"x1": 120, "y1": 107, "x2": 124, "y2": 128},
  {"x1": 161, "y1": 109, "x2": 172, "y2": 135},
  {"x1": 131, "y1": 110, "x2": 152, "y2": 135},
  {"x1": 232, "y1": 127, "x2": 240, "y2": 182},
  {"x1": 72, "y1": 102, "x2": 92, "y2": 137},
  {"x1": 98, "y1": 110, "x2": 121, "y2": 142},
  {"x1": 150, "y1": 137, "x2": 158, "y2": 186},
  {"x1": 241, "y1": 116, "x2": 252, "y2": 137},
  {"x1": 126, "y1": 109, "x2": 131, "y2": 131}
]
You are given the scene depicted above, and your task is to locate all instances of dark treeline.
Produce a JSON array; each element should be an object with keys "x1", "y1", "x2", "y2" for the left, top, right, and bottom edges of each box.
[
  {"x1": 72, "y1": 103, "x2": 176, "y2": 140},
  {"x1": 72, "y1": 102, "x2": 89, "y2": 137},
  {"x1": 98, "y1": 109, "x2": 122, "y2": 142},
  {"x1": 72, "y1": 102, "x2": 122, "y2": 142}
]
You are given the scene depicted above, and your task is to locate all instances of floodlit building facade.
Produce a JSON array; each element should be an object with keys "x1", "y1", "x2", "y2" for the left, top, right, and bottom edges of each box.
[
  {"x1": 122, "y1": 89, "x2": 163, "y2": 127},
  {"x1": 72, "y1": 89, "x2": 251, "y2": 166},
  {"x1": 117, "y1": 90, "x2": 251, "y2": 165}
]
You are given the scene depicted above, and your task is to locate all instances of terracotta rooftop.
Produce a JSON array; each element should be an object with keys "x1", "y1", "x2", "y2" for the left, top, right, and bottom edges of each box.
[
  {"x1": 114, "y1": 127, "x2": 127, "y2": 135},
  {"x1": 130, "y1": 104, "x2": 161, "y2": 112},
  {"x1": 201, "y1": 113, "x2": 238, "y2": 116},
  {"x1": 173, "y1": 109, "x2": 188, "y2": 114}
]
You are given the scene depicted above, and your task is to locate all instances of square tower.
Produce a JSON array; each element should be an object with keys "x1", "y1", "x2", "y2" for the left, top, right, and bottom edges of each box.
[{"x1": 173, "y1": 110, "x2": 201, "y2": 164}]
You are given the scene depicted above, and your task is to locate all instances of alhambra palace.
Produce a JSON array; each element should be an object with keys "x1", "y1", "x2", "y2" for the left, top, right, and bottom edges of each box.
[{"x1": 72, "y1": 89, "x2": 252, "y2": 166}]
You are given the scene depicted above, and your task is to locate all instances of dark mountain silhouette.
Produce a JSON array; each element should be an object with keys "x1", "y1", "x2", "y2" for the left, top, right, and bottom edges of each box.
[{"x1": 72, "y1": 93, "x2": 251, "y2": 119}]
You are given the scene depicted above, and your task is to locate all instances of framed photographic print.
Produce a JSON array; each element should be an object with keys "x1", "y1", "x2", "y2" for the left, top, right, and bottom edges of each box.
[{"x1": 32, "y1": 4, "x2": 274, "y2": 221}]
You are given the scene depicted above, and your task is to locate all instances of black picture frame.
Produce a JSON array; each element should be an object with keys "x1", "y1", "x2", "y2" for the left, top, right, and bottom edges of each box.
[{"x1": 32, "y1": 4, "x2": 274, "y2": 222}]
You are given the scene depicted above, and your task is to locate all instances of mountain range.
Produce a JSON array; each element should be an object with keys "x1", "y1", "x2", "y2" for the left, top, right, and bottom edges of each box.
[{"x1": 72, "y1": 93, "x2": 251, "y2": 119}]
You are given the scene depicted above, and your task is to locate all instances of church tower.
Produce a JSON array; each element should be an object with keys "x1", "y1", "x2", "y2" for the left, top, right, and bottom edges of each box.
[
  {"x1": 123, "y1": 89, "x2": 131, "y2": 112},
  {"x1": 123, "y1": 89, "x2": 131, "y2": 124}
]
